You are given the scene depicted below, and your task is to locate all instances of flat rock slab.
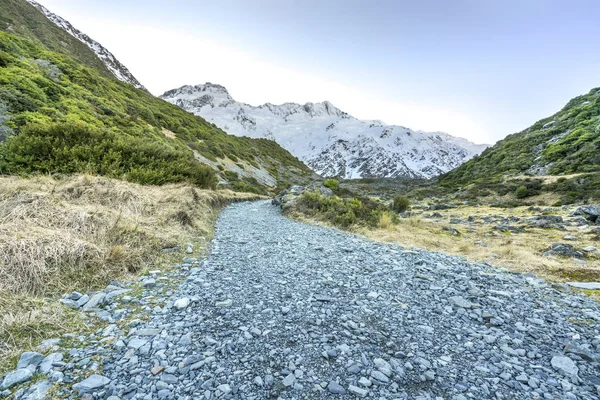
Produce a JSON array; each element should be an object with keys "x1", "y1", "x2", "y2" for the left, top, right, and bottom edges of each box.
[
  {"x1": 0, "y1": 369, "x2": 33, "y2": 389},
  {"x1": 566, "y1": 282, "x2": 600, "y2": 290},
  {"x1": 72, "y1": 374, "x2": 110, "y2": 393}
]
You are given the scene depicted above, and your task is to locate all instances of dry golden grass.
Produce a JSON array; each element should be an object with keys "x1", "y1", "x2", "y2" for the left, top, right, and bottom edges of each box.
[
  {"x1": 378, "y1": 211, "x2": 394, "y2": 230},
  {"x1": 356, "y1": 205, "x2": 600, "y2": 285},
  {"x1": 0, "y1": 174, "x2": 262, "y2": 366}
]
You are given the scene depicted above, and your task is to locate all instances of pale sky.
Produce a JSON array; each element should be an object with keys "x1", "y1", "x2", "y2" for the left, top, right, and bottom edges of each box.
[{"x1": 37, "y1": 0, "x2": 600, "y2": 144}]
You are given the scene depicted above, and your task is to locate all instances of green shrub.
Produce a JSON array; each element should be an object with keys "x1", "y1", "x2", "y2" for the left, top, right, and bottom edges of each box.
[
  {"x1": 0, "y1": 120, "x2": 217, "y2": 188},
  {"x1": 392, "y1": 195, "x2": 410, "y2": 212},
  {"x1": 296, "y1": 192, "x2": 386, "y2": 228},
  {"x1": 323, "y1": 178, "x2": 339, "y2": 191},
  {"x1": 515, "y1": 185, "x2": 529, "y2": 199}
]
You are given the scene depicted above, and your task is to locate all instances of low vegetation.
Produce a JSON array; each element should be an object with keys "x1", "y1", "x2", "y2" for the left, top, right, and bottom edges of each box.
[
  {"x1": 392, "y1": 195, "x2": 410, "y2": 212},
  {"x1": 0, "y1": 174, "x2": 263, "y2": 364},
  {"x1": 323, "y1": 178, "x2": 340, "y2": 191},
  {"x1": 294, "y1": 191, "x2": 391, "y2": 229}
]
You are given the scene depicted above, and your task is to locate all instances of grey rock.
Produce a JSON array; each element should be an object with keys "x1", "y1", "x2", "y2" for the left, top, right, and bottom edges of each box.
[
  {"x1": 327, "y1": 381, "x2": 346, "y2": 394},
  {"x1": 81, "y1": 292, "x2": 106, "y2": 311},
  {"x1": 0, "y1": 369, "x2": 33, "y2": 389},
  {"x1": 72, "y1": 374, "x2": 110, "y2": 393},
  {"x1": 39, "y1": 353, "x2": 63, "y2": 374},
  {"x1": 215, "y1": 299, "x2": 232, "y2": 307},
  {"x1": 173, "y1": 298, "x2": 190, "y2": 310},
  {"x1": 21, "y1": 380, "x2": 51, "y2": 400},
  {"x1": 550, "y1": 355, "x2": 578, "y2": 377},
  {"x1": 16, "y1": 352, "x2": 45, "y2": 369}
]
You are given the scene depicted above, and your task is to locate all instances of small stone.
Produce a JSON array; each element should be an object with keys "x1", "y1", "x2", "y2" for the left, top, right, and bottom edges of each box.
[
  {"x1": 151, "y1": 366, "x2": 165, "y2": 375},
  {"x1": 217, "y1": 383, "x2": 231, "y2": 394},
  {"x1": 173, "y1": 298, "x2": 190, "y2": 310},
  {"x1": 566, "y1": 282, "x2": 600, "y2": 290},
  {"x1": 215, "y1": 299, "x2": 233, "y2": 307},
  {"x1": 17, "y1": 352, "x2": 45, "y2": 369},
  {"x1": 23, "y1": 379, "x2": 52, "y2": 400},
  {"x1": 327, "y1": 381, "x2": 346, "y2": 394},
  {"x1": 563, "y1": 235, "x2": 576, "y2": 241},
  {"x1": 450, "y1": 296, "x2": 473, "y2": 309},
  {"x1": 143, "y1": 278, "x2": 156, "y2": 288},
  {"x1": 348, "y1": 384, "x2": 368, "y2": 397},
  {"x1": 81, "y1": 292, "x2": 106, "y2": 311},
  {"x1": 370, "y1": 370, "x2": 390, "y2": 383},
  {"x1": 72, "y1": 374, "x2": 110, "y2": 393},
  {"x1": 282, "y1": 374, "x2": 296, "y2": 387},
  {"x1": 358, "y1": 377, "x2": 372, "y2": 387},
  {"x1": 39, "y1": 353, "x2": 63, "y2": 374}
]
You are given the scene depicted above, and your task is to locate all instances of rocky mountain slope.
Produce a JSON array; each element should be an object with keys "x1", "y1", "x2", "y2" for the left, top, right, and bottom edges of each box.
[
  {"x1": 443, "y1": 87, "x2": 600, "y2": 185},
  {"x1": 160, "y1": 83, "x2": 488, "y2": 179},
  {"x1": 23, "y1": 0, "x2": 144, "y2": 89}
]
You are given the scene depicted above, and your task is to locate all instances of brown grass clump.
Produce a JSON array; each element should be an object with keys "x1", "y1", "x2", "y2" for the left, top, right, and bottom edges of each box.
[{"x1": 0, "y1": 174, "x2": 262, "y2": 365}]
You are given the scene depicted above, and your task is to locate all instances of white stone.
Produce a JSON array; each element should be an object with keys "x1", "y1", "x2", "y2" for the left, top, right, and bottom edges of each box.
[
  {"x1": 551, "y1": 355, "x2": 579, "y2": 377},
  {"x1": 173, "y1": 298, "x2": 190, "y2": 310}
]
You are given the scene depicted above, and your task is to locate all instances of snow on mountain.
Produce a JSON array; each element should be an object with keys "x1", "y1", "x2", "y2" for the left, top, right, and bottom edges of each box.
[
  {"x1": 25, "y1": 0, "x2": 144, "y2": 89},
  {"x1": 160, "y1": 83, "x2": 488, "y2": 179}
]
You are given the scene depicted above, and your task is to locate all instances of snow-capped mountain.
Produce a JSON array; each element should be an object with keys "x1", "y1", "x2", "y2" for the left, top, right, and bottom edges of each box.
[
  {"x1": 160, "y1": 83, "x2": 488, "y2": 179},
  {"x1": 25, "y1": 0, "x2": 144, "y2": 89}
]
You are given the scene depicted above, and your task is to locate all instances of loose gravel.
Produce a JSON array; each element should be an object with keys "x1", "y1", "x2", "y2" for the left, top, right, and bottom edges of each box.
[{"x1": 3, "y1": 200, "x2": 600, "y2": 399}]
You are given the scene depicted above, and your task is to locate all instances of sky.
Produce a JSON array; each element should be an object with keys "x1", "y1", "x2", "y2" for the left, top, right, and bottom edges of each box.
[{"x1": 37, "y1": 0, "x2": 600, "y2": 144}]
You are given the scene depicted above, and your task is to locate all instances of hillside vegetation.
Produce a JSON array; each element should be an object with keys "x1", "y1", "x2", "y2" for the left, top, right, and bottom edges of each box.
[
  {"x1": 442, "y1": 87, "x2": 600, "y2": 183},
  {"x1": 0, "y1": 0, "x2": 113, "y2": 78},
  {"x1": 0, "y1": 31, "x2": 311, "y2": 190}
]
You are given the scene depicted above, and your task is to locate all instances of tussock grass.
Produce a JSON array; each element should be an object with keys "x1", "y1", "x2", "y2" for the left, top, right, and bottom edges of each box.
[
  {"x1": 0, "y1": 174, "x2": 262, "y2": 365},
  {"x1": 378, "y1": 212, "x2": 394, "y2": 230}
]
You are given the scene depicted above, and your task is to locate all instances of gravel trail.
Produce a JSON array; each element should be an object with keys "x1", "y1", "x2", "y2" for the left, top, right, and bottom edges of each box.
[{"x1": 10, "y1": 200, "x2": 600, "y2": 399}]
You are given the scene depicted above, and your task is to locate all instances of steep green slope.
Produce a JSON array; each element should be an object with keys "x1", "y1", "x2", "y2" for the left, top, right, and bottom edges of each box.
[
  {"x1": 0, "y1": 31, "x2": 312, "y2": 190},
  {"x1": 0, "y1": 0, "x2": 113, "y2": 78},
  {"x1": 443, "y1": 88, "x2": 600, "y2": 185}
]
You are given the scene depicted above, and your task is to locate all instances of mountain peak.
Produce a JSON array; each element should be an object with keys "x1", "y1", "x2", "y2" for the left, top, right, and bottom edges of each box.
[{"x1": 160, "y1": 82, "x2": 488, "y2": 179}]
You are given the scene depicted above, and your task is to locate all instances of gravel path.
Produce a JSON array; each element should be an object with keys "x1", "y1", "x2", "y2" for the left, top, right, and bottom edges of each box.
[{"x1": 6, "y1": 200, "x2": 600, "y2": 399}]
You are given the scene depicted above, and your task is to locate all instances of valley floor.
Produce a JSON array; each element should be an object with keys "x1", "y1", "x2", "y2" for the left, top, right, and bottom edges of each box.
[{"x1": 3, "y1": 201, "x2": 599, "y2": 399}]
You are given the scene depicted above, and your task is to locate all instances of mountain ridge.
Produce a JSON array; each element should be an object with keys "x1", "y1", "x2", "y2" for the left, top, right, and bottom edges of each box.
[
  {"x1": 161, "y1": 83, "x2": 488, "y2": 179},
  {"x1": 24, "y1": 0, "x2": 145, "y2": 89}
]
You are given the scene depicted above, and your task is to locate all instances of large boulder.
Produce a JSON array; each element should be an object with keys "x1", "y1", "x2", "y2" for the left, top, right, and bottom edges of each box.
[
  {"x1": 571, "y1": 206, "x2": 600, "y2": 224},
  {"x1": 542, "y1": 243, "x2": 584, "y2": 258}
]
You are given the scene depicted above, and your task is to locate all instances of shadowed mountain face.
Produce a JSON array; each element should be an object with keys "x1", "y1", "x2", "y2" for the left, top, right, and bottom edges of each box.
[{"x1": 161, "y1": 83, "x2": 488, "y2": 179}]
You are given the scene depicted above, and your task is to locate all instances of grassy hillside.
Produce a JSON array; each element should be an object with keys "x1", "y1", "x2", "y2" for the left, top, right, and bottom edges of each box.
[
  {"x1": 443, "y1": 87, "x2": 600, "y2": 185},
  {"x1": 0, "y1": 31, "x2": 312, "y2": 190},
  {"x1": 0, "y1": 0, "x2": 113, "y2": 78}
]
